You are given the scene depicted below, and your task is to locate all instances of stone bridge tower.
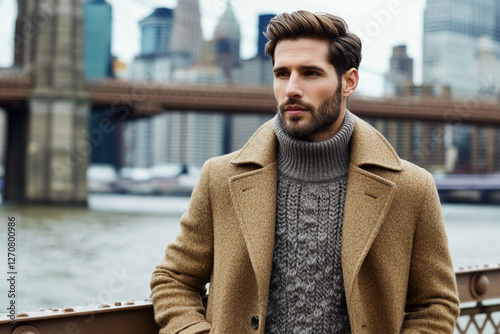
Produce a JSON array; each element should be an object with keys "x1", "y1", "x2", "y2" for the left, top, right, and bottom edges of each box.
[{"x1": 5, "y1": 0, "x2": 91, "y2": 204}]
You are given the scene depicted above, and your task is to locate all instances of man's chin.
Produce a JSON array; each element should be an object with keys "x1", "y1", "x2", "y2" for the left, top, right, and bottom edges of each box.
[
  {"x1": 282, "y1": 111, "x2": 308, "y2": 123},
  {"x1": 282, "y1": 121, "x2": 311, "y2": 139}
]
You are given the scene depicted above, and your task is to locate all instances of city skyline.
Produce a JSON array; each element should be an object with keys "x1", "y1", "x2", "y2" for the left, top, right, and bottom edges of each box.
[{"x1": 0, "y1": 0, "x2": 426, "y2": 96}]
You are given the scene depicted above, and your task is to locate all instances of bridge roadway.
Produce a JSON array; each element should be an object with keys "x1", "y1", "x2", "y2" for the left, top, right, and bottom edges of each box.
[
  {"x1": 1, "y1": 75, "x2": 500, "y2": 124},
  {"x1": 1, "y1": 264, "x2": 499, "y2": 333}
]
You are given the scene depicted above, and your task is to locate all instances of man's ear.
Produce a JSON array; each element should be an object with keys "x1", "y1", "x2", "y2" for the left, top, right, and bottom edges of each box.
[{"x1": 342, "y1": 68, "x2": 359, "y2": 98}]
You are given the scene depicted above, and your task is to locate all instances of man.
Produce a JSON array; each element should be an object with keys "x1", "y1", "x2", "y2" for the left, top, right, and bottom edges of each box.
[{"x1": 151, "y1": 11, "x2": 459, "y2": 334}]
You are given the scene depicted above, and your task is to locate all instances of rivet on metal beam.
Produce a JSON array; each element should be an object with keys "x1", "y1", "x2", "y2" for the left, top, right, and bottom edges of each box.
[
  {"x1": 51, "y1": 308, "x2": 59, "y2": 311},
  {"x1": 98, "y1": 303, "x2": 111, "y2": 308},
  {"x1": 62, "y1": 306, "x2": 75, "y2": 312},
  {"x1": 124, "y1": 300, "x2": 135, "y2": 305},
  {"x1": 37, "y1": 308, "x2": 46, "y2": 312},
  {"x1": 12, "y1": 325, "x2": 42, "y2": 334},
  {"x1": 470, "y1": 273, "x2": 489, "y2": 299},
  {"x1": 16, "y1": 312, "x2": 29, "y2": 318},
  {"x1": 114, "y1": 302, "x2": 122, "y2": 306}
]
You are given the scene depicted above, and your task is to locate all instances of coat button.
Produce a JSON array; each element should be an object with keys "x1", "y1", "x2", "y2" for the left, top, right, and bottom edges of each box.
[{"x1": 251, "y1": 316, "x2": 259, "y2": 330}]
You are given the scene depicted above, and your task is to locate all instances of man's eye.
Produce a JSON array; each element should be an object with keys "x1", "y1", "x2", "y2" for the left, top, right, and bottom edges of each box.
[
  {"x1": 306, "y1": 71, "x2": 320, "y2": 76},
  {"x1": 275, "y1": 72, "x2": 289, "y2": 77}
]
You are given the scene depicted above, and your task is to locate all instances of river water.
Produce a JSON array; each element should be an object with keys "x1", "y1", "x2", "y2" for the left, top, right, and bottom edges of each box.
[{"x1": 0, "y1": 194, "x2": 499, "y2": 312}]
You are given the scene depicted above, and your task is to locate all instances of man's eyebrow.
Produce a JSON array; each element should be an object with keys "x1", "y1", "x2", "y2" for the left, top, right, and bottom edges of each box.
[
  {"x1": 298, "y1": 65, "x2": 325, "y2": 72},
  {"x1": 273, "y1": 65, "x2": 326, "y2": 73},
  {"x1": 273, "y1": 66, "x2": 288, "y2": 73}
]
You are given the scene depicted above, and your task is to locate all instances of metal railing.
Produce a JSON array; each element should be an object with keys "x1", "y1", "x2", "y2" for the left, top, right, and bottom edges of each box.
[
  {"x1": 456, "y1": 264, "x2": 500, "y2": 333},
  {"x1": 1, "y1": 264, "x2": 499, "y2": 334}
]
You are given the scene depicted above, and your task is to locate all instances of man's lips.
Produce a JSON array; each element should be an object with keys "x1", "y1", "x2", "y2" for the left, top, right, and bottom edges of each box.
[{"x1": 284, "y1": 105, "x2": 308, "y2": 116}]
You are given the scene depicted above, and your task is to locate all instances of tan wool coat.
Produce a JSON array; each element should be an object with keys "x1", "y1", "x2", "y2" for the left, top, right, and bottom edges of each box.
[{"x1": 151, "y1": 115, "x2": 460, "y2": 334}]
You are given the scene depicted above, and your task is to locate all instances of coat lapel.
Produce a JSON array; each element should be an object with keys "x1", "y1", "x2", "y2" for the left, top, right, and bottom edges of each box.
[
  {"x1": 342, "y1": 115, "x2": 402, "y2": 298},
  {"x1": 229, "y1": 119, "x2": 278, "y2": 307},
  {"x1": 342, "y1": 165, "x2": 397, "y2": 297},
  {"x1": 229, "y1": 164, "x2": 277, "y2": 306}
]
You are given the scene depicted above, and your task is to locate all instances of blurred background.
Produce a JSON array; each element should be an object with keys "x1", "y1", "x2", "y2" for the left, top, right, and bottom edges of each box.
[{"x1": 0, "y1": 0, "x2": 500, "y2": 313}]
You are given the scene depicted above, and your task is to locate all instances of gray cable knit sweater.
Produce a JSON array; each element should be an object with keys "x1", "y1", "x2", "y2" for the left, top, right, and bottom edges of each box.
[{"x1": 264, "y1": 111, "x2": 354, "y2": 334}]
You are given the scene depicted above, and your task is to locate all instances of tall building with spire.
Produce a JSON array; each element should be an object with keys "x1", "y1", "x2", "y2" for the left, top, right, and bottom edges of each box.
[
  {"x1": 214, "y1": 0, "x2": 241, "y2": 80},
  {"x1": 171, "y1": 0, "x2": 204, "y2": 65}
]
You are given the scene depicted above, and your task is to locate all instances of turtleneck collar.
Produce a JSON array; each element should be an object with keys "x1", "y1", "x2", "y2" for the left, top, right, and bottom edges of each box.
[{"x1": 274, "y1": 110, "x2": 354, "y2": 182}]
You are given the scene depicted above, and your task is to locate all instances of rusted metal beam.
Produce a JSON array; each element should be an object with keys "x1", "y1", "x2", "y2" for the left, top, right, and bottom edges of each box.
[
  {"x1": 1, "y1": 265, "x2": 500, "y2": 334},
  {"x1": 456, "y1": 264, "x2": 500, "y2": 303},
  {"x1": 0, "y1": 300, "x2": 159, "y2": 334}
]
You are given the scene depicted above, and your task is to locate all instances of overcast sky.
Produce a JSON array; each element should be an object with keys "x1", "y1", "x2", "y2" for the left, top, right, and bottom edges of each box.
[{"x1": 0, "y1": 0, "x2": 427, "y2": 96}]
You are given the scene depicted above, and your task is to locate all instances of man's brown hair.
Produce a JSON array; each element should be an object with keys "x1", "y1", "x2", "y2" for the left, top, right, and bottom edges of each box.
[{"x1": 264, "y1": 11, "x2": 362, "y2": 77}]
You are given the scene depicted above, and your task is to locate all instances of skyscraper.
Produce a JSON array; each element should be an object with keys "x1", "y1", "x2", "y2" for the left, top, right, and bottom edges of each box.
[
  {"x1": 423, "y1": 0, "x2": 500, "y2": 174},
  {"x1": 214, "y1": 0, "x2": 241, "y2": 79},
  {"x1": 423, "y1": 0, "x2": 500, "y2": 98},
  {"x1": 131, "y1": 7, "x2": 189, "y2": 82},
  {"x1": 384, "y1": 45, "x2": 413, "y2": 96},
  {"x1": 234, "y1": 13, "x2": 274, "y2": 86},
  {"x1": 139, "y1": 7, "x2": 174, "y2": 55},
  {"x1": 171, "y1": 0, "x2": 204, "y2": 65},
  {"x1": 83, "y1": 0, "x2": 121, "y2": 169},
  {"x1": 258, "y1": 14, "x2": 275, "y2": 57},
  {"x1": 126, "y1": 5, "x2": 222, "y2": 169},
  {"x1": 84, "y1": 0, "x2": 113, "y2": 78}
]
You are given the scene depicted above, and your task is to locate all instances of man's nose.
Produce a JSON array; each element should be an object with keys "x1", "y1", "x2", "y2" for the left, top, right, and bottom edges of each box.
[{"x1": 285, "y1": 74, "x2": 303, "y2": 99}]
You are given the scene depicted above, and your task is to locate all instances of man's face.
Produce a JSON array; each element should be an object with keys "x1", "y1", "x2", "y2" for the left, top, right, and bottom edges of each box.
[{"x1": 273, "y1": 38, "x2": 344, "y2": 142}]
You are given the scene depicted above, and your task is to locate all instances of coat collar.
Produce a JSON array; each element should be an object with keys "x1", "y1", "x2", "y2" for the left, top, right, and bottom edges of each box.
[{"x1": 230, "y1": 113, "x2": 403, "y2": 172}]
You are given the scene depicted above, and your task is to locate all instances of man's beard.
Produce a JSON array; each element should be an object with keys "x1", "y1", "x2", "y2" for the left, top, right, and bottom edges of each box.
[{"x1": 278, "y1": 85, "x2": 342, "y2": 141}]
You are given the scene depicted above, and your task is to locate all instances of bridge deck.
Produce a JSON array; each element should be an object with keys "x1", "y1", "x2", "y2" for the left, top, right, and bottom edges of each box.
[{"x1": 1, "y1": 75, "x2": 500, "y2": 124}]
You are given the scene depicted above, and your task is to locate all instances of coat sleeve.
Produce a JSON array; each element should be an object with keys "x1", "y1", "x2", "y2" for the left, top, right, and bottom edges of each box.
[
  {"x1": 150, "y1": 159, "x2": 214, "y2": 334},
  {"x1": 401, "y1": 172, "x2": 460, "y2": 333}
]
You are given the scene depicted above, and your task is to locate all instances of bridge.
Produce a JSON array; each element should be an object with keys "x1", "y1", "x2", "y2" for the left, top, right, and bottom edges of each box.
[{"x1": 2, "y1": 75, "x2": 500, "y2": 123}]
